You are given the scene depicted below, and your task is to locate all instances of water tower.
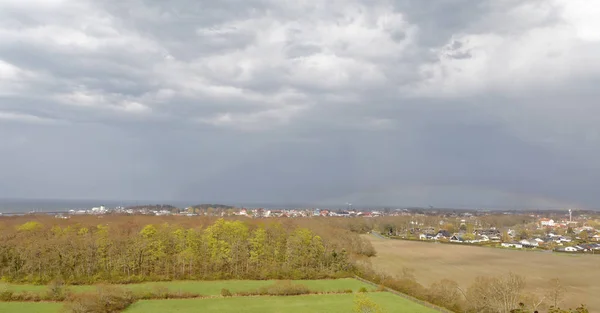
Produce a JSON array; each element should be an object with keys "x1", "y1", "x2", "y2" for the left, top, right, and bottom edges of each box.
[{"x1": 568, "y1": 209, "x2": 572, "y2": 222}]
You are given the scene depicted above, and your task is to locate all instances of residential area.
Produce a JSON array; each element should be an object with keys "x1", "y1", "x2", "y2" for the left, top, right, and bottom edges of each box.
[
  {"x1": 21, "y1": 203, "x2": 600, "y2": 254},
  {"x1": 386, "y1": 209, "x2": 600, "y2": 254}
]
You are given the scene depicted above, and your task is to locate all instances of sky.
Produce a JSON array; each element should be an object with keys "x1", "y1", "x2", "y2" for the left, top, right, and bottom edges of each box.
[{"x1": 1, "y1": 0, "x2": 599, "y2": 209}]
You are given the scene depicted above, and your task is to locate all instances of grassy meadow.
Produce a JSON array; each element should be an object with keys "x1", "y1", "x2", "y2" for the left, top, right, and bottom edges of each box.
[
  {"x1": 125, "y1": 293, "x2": 438, "y2": 313},
  {"x1": 366, "y1": 235, "x2": 600, "y2": 311},
  {"x1": 0, "y1": 302, "x2": 62, "y2": 313},
  {"x1": 2, "y1": 278, "x2": 373, "y2": 296},
  {"x1": 0, "y1": 279, "x2": 438, "y2": 313}
]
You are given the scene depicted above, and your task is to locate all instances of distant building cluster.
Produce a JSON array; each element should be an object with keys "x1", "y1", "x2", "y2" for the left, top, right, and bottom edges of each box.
[
  {"x1": 47, "y1": 204, "x2": 392, "y2": 218},
  {"x1": 17, "y1": 204, "x2": 598, "y2": 255},
  {"x1": 392, "y1": 209, "x2": 600, "y2": 254}
]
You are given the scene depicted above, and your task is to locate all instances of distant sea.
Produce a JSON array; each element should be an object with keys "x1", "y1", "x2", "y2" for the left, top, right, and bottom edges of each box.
[
  {"x1": 0, "y1": 199, "x2": 344, "y2": 213},
  {"x1": 0, "y1": 199, "x2": 192, "y2": 213}
]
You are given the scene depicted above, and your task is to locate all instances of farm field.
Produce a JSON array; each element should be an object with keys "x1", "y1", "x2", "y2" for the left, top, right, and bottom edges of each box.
[
  {"x1": 124, "y1": 292, "x2": 438, "y2": 313},
  {"x1": 366, "y1": 235, "x2": 600, "y2": 311},
  {"x1": 4, "y1": 278, "x2": 373, "y2": 296},
  {"x1": 0, "y1": 279, "x2": 437, "y2": 313},
  {"x1": 0, "y1": 302, "x2": 62, "y2": 313}
]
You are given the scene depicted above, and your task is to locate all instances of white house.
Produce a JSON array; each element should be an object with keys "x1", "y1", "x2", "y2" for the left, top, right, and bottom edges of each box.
[
  {"x1": 540, "y1": 219, "x2": 555, "y2": 227},
  {"x1": 564, "y1": 246, "x2": 578, "y2": 252},
  {"x1": 519, "y1": 239, "x2": 539, "y2": 247},
  {"x1": 592, "y1": 234, "x2": 600, "y2": 242},
  {"x1": 501, "y1": 242, "x2": 523, "y2": 249},
  {"x1": 559, "y1": 236, "x2": 572, "y2": 243}
]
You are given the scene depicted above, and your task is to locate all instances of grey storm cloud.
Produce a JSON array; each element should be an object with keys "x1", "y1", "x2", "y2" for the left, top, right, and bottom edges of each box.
[{"x1": 1, "y1": 0, "x2": 600, "y2": 209}]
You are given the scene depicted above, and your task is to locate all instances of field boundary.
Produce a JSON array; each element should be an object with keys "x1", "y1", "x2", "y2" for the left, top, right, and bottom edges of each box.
[{"x1": 353, "y1": 276, "x2": 454, "y2": 313}]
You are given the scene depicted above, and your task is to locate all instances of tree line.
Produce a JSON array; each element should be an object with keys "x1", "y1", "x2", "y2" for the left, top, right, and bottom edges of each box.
[{"x1": 0, "y1": 218, "x2": 355, "y2": 284}]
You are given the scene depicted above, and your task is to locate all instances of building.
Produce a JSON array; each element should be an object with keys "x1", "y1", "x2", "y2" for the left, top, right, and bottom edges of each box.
[
  {"x1": 501, "y1": 241, "x2": 523, "y2": 249},
  {"x1": 519, "y1": 239, "x2": 539, "y2": 248},
  {"x1": 540, "y1": 218, "x2": 555, "y2": 227}
]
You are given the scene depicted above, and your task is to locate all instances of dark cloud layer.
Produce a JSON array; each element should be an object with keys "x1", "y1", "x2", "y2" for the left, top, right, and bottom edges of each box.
[{"x1": 1, "y1": 0, "x2": 599, "y2": 209}]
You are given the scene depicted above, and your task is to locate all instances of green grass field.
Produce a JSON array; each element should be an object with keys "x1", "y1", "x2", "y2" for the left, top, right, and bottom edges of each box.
[
  {"x1": 125, "y1": 293, "x2": 438, "y2": 313},
  {"x1": 0, "y1": 302, "x2": 62, "y2": 313},
  {"x1": 3, "y1": 278, "x2": 373, "y2": 296},
  {"x1": 0, "y1": 280, "x2": 437, "y2": 313}
]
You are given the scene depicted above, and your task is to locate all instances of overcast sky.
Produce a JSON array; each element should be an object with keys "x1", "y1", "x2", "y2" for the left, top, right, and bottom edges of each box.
[{"x1": 1, "y1": 0, "x2": 599, "y2": 209}]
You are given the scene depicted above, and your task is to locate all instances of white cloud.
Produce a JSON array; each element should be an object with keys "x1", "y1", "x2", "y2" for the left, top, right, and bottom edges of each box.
[
  {"x1": 57, "y1": 89, "x2": 151, "y2": 114},
  {"x1": 1, "y1": 0, "x2": 600, "y2": 205},
  {"x1": 0, "y1": 111, "x2": 59, "y2": 124},
  {"x1": 198, "y1": 104, "x2": 306, "y2": 131},
  {"x1": 412, "y1": 1, "x2": 600, "y2": 98},
  {"x1": 558, "y1": 0, "x2": 600, "y2": 42},
  {"x1": 0, "y1": 59, "x2": 37, "y2": 95},
  {"x1": 0, "y1": 59, "x2": 21, "y2": 79}
]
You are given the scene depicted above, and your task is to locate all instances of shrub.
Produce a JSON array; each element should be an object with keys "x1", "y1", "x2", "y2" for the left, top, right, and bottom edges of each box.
[
  {"x1": 0, "y1": 290, "x2": 14, "y2": 301},
  {"x1": 45, "y1": 279, "x2": 70, "y2": 301},
  {"x1": 63, "y1": 285, "x2": 134, "y2": 313},
  {"x1": 173, "y1": 290, "x2": 198, "y2": 299},
  {"x1": 358, "y1": 287, "x2": 368, "y2": 293},
  {"x1": 221, "y1": 288, "x2": 233, "y2": 297},
  {"x1": 152, "y1": 285, "x2": 170, "y2": 299},
  {"x1": 237, "y1": 281, "x2": 311, "y2": 297},
  {"x1": 136, "y1": 286, "x2": 200, "y2": 300},
  {"x1": 376, "y1": 285, "x2": 386, "y2": 292},
  {"x1": 12, "y1": 291, "x2": 41, "y2": 302},
  {"x1": 0, "y1": 283, "x2": 13, "y2": 301},
  {"x1": 235, "y1": 291, "x2": 252, "y2": 297},
  {"x1": 344, "y1": 289, "x2": 354, "y2": 293},
  {"x1": 353, "y1": 293, "x2": 386, "y2": 313}
]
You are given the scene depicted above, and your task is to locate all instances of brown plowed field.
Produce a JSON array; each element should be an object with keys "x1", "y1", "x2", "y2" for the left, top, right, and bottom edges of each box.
[{"x1": 366, "y1": 236, "x2": 600, "y2": 311}]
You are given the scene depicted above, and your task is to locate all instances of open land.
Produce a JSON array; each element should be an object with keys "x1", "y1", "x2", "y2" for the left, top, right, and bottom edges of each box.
[
  {"x1": 124, "y1": 293, "x2": 438, "y2": 313},
  {"x1": 0, "y1": 302, "x2": 62, "y2": 313},
  {"x1": 0, "y1": 279, "x2": 437, "y2": 313},
  {"x1": 366, "y1": 235, "x2": 600, "y2": 311}
]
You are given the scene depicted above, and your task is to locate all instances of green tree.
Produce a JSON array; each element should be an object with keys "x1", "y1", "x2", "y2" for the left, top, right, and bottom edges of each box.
[
  {"x1": 463, "y1": 233, "x2": 476, "y2": 241},
  {"x1": 518, "y1": 229, "x2": 530, "y2": 240},
  {"x1": 502, "y1": 231, "x2": 511, "y2": 242},
  {"x1": 353, "y1": 293, "x2": 386, "y2": 313},
  {"x1": 249, "y1": 227, "x2": 268, "y2": 267}
]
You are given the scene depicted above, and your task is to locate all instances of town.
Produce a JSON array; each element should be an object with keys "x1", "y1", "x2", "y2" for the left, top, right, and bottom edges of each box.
[{"x1": 27, "y1": 204, "x2": 598, "y2": 255}]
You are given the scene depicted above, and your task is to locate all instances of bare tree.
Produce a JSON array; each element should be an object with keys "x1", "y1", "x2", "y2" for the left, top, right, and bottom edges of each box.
[
  {"x1": 547, "y1": 278, "x2": 566, "y2": 309},
  {"x1": 428, "y1": 279, "x2": 464, "y2": 311},
  {"x1": 521, "y1": 291, "x2": 545, "y2": 312},
  {"x1": 466, "y1": 272, "x2": 526, "y2": 313}
]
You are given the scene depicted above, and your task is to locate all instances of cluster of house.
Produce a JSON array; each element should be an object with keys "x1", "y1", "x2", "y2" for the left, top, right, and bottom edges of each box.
[
  {"x1": 555, "y1": 243, "x2": 600, "y2": 252},
  {"x1": 501, "y1": 232, "x2": 574, "y2": 248},
  {"x1": 64, "y1": 206, "x2": 174, "y2": 216},
  {"x1": 231, "y1": 208, "x2": 384, "y2": 218},
  {"x1": 67, "y1": 206, "x2": 111, "y2": 215},
  {"x1": 54, "y1": 205, "x2": 390, "y2": 218},
  {"x1": 417, "y1": 226, "x2": 600, "y2": 253},
  {"x1": 419, "y1": 228, "x2": 502, "y2": 243}
]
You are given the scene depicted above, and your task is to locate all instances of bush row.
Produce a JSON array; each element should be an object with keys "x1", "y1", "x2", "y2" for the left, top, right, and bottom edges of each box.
[
  {"x1": 2, "y1": 280, "x2": 372, "y2": 303},
  {"x1": 0, "y1": 282, "x2": 202, "y2": 302}
]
